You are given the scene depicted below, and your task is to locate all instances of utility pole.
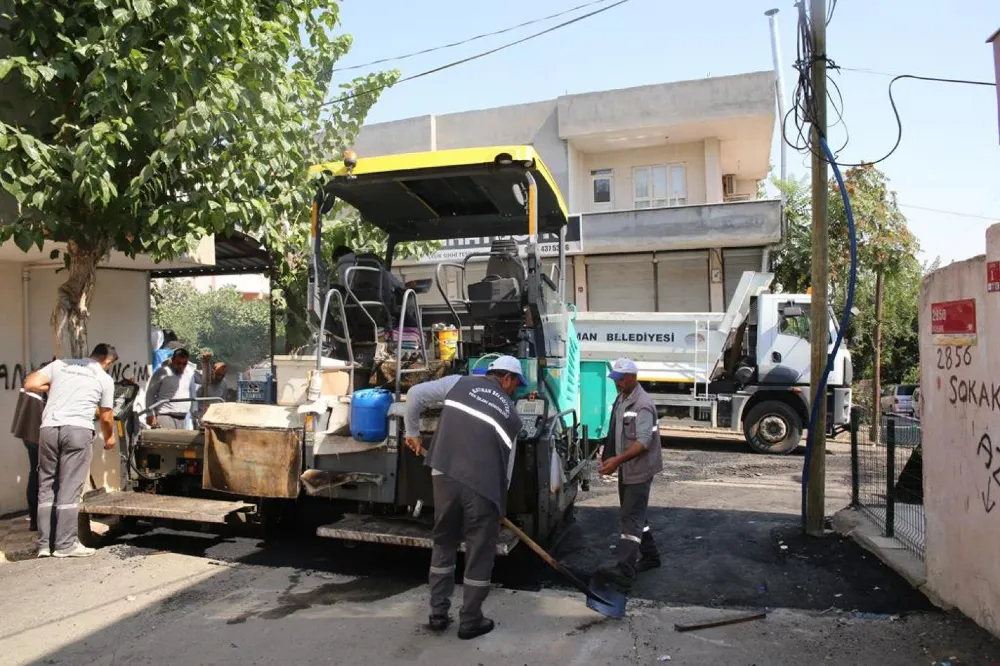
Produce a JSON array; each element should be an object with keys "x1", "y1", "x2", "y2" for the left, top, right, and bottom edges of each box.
[{"x1": 805, "y1": 0, "x2": 829, "y2": 536}]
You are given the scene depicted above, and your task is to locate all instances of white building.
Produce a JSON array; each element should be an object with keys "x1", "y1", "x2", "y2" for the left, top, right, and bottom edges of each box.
[{"x1": 353, "y1": 71, "x2": 781, "y2": 316}]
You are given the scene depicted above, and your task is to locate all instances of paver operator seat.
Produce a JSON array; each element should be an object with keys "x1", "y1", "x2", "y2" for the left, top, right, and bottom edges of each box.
[{"x1": 467, "y1": 238, "x2": 526, "y2": 322}]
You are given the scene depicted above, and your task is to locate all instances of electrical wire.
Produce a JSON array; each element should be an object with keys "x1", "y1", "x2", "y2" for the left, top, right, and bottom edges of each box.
[
  {"x1": 800, "y1": 136, "x2": 857, "y2": 529},
  {"x1": 318, "y1": 0, "x2": 632, "y2": 110},
  {"x1": 825, "y1": 0, "x2": 838, "y2": 25},
  {"x1": 821, "y1": 74, "x2": 997, "y2": 168},
  {"x1": 899, "y1": 204, "x2": 1000, "y2": 221},
  {"x1": 781, "y1": 3, "x2": 996, "y2": 167},
  {"x1": 332, "y1": 0, "x2": 615, "y2": 73}
]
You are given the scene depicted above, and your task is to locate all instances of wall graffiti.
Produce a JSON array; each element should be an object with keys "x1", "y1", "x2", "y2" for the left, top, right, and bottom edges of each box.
[
  {"x1": 947, "y1": 376, "x2": 1000, "y2": 412},
  {"x1": 0, "y1": 360, "x2": 149, "y2": 390},
  {"x1": 108, "y1": 362, "x2": 150, "y2": 384},
  {"x1": 937, "y1": 345, "x2": 1000, "y2": 413},
  {"x1": 0, "y1": 364, "x2": 27, "y2": 391},
  {"x1": 976, "y1": 433, "x2": 1000, "y2": 514}
]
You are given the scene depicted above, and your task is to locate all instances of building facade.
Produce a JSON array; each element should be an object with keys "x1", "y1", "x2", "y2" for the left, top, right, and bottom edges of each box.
[{"x1": 354, "y1": 71, "x2": 783, "y2": 315}]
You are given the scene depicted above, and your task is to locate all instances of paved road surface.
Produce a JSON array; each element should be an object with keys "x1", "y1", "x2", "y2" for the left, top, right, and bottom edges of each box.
[{"x1": 0, "y1": 435, "x2": 995, "y2": 665}]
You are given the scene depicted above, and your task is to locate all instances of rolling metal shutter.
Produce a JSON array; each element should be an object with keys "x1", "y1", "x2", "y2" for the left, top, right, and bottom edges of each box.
[
  {"x1": 723, "y1": 248, "x2": 764, "y2": 308},
  {"x1": 586, "y1": 254, "x2": 654, "y2": 312},
  {"x1": 656, "y1": 251, "x2": 710, "y2": 312}
]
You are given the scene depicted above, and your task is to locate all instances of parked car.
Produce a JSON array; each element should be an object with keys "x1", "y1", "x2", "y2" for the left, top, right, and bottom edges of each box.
[
  {"x1": 912, "y1": 386, "x2": 922, "y2": 421},
  {"x1": 880, "y1": 384, "x2": 918, "y2": 416}
]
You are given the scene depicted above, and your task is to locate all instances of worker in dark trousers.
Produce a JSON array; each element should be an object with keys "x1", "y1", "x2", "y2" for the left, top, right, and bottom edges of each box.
[
  {"x1": 403, "y1": 356, "x2": 525, "y2": 640},
  {"x1": 596, "y1": 358, "x2": 663, "y2": 589},
  {"x1": 24, "y1": 343, "x2": 118, "y2": 558},
  {"x1": 10, "y1": 387, "x2": 46, "y2": 531}
]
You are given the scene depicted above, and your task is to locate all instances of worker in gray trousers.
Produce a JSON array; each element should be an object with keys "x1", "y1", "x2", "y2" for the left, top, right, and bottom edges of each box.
[
  {"x1": 24, "y1": 343, "x2": 118, "y2": 558},
  {"x1": 403, "y1": 356, "x2": 525, "y2": 640},
  {"x1": 597, "y1": 358, "x2": 663, "y2": 589}
]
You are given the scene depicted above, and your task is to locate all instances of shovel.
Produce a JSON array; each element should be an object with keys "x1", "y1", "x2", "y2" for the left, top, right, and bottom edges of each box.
[{"x1": 413, "y1": 444, "x2": 612, "y2": 606}]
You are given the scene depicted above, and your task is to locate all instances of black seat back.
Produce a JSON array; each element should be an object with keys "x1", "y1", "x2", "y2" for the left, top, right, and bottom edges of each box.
[{"x1": 467, "y1": 240, "x2": 524, "y2": 321}]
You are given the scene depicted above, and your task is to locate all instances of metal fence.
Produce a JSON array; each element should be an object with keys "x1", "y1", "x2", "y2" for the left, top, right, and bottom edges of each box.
[{"x1": 850, "y1": 406, "x2": 925, "y2": 559}]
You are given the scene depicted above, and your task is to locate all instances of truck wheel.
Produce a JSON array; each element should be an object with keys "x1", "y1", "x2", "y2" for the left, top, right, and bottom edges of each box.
[{"x1": 744, "y1": 401, "x2": 803, "y2": 455}]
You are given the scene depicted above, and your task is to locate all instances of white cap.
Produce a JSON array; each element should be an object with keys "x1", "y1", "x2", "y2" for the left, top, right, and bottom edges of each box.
[
  {"x1": 608, "y1": 358, "x2": 638, "y2": 380},
  {"x1": 488, "y1": 355, "x2": 527, "y2": 386}
]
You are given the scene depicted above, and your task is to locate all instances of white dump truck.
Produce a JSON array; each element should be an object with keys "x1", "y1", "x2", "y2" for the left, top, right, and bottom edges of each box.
[{"x1": 574, "y1": 272, "x2": 853, "y2": 454}]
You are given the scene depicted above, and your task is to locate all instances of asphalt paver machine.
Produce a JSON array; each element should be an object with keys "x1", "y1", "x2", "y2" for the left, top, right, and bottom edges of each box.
[{"x1": 81, "y1": 146, "x2": 595, "y2": 554}]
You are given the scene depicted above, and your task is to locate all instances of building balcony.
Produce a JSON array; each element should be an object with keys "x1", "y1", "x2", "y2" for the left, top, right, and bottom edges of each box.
[{"x1": 574, "y1": 198, "x2": 782, "y2": 255}]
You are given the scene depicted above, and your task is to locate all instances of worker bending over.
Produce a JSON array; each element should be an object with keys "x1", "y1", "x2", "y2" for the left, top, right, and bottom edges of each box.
[
  {"x1": 403, "y1": 356, "x2": 525, "y2": 640},
  {"x1": 24, "y1": 343, "x2": 118, "y2": 558},
  {"x1": 597, "y1": 358, "x2": 663, "y2": 588}
]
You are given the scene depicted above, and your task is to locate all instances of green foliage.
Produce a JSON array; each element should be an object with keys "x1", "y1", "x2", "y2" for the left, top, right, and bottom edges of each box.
[
  {"x1": 771, "y1": 176, "x2": 812, "y2": 295},
  {"x1": 0, "y1": 0, "x2": 400, "y2": 352},
  {"x1": 827, "y1": 165, "x2": 918, "y2": 295},
  {"x1": 152, "y1": 280, "x2": 274, "y2": 374},
  {"x1": 770, "y1": 165, "x2": 924, "y2": 385}
]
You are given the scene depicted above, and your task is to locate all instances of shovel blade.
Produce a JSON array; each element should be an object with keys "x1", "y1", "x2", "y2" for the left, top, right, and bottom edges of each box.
[{"x1": 585, "y1": 578, "x2": 627, "y2": 619}]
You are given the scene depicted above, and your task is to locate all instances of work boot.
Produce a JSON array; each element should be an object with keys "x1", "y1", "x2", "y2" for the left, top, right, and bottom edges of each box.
[
  {"x1": 427, "y1": 614, "x2": 451, "y2": 632},
  {"x1": 52, "y1": 542, "x2": 96, "y2": 558},
  {"x1": 458, "y1": 617, "x2": 495, "y2": 640},
  {"x1": 635, "y1": 554, "x2": 661, "y2": 573}
]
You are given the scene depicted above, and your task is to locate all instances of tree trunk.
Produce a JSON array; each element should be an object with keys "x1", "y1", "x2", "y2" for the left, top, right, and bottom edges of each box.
[
  {"x1": 51, "y1": 239, "x2": 108, "y2": 358},
  {"x1": 869, "y1": 268, "x2": 884, "y2": 443}
]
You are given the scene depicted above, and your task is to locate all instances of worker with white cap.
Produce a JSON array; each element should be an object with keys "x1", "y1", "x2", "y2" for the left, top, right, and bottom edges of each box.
[
  {"x1": 596, "y1": 358, "x2": 663, "y2": 589},
  {"x1": 403, "y1": 355, "x2": 525, "y2": 640}
]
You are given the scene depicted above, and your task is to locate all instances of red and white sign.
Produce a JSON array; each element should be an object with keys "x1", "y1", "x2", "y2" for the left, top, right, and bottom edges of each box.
[
  {"x1": 988, "y1": 261, "x2": 1000, "y2": 293},
  {"x1": 931, "y1": 298, "x2": 977, "y2": 345}
]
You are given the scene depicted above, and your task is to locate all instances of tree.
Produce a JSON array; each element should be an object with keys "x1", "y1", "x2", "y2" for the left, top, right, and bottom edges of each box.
[
  {"x1": 0, "y1": 1, "x2": 398, "y2": 356},
  {"x1": 151, "y1": 280, "x2": 272, "y2": 374},
  {"x1": 828, "y1": 165, "x2": 918, "y2": 438},
  {"x1": 770, "y1": 165, "x2": 922, "y2": 421},
  {"x1": 771, "y1": 176, "x2": 813, "y2": 294}
]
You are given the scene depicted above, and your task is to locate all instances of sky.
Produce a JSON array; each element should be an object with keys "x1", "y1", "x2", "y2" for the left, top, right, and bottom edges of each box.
[{"x1": 331, "y1": 0, "x2": 999, "y2": 266}]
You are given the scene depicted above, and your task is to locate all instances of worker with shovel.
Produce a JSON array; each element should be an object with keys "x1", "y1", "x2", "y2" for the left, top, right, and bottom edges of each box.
[
  {"x1": 595, "y1": 358, "x2": 663, "y2": 590},
  {"x1": 403, "y1": 356, "x2": 525, "y2": 640}
]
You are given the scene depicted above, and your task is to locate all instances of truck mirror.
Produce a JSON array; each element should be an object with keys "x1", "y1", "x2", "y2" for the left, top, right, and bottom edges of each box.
[{"x1": 781, "y1": 305, "x2": 804, "y2": 318}]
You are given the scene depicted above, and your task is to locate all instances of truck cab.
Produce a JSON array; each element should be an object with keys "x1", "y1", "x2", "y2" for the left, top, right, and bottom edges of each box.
[
  {"x1": 729, "y1": 292, "x2": 853, "y2": 453},
  {"x1": 573, "y1": 273, "x2": 853, "y2": 455}
]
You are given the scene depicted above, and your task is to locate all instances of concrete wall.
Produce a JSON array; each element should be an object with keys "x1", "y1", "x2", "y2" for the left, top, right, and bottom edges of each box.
[
  {"x1": 0, "y1": 266, "x2": 151, "y2": 516},
  {"x1": 579, "y1": 141, "x2": 706, "y2": 211},
  {"x1": 580, "y1": 199, "x2": 781, "y2": 254},
  {"x1": 0, "y1": 262, "x2": 27, "y2": 517},
  {"x1": 919, "y1": 223, "x2": 1000, "y2": 637},
  {"x1": 353, "y1": 115, "x2": 435, "y2": 157},
  {"x1": 556, "y1": 71, "x2": 775, "y2": 139},
  {"x1": 437, "y1": 101, "x2": 568, "y2": 197}
]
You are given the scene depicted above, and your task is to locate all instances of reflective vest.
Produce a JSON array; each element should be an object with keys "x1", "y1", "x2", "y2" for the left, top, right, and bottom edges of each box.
[{"x1": 425, "y1": 376, "x2": 523, "y2": 513}]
